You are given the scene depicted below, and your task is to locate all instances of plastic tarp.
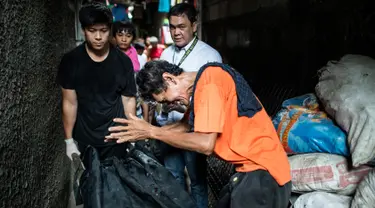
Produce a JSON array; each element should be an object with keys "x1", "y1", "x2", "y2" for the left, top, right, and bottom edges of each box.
[
  {"x1": 273, "y1": 94, "x2": 348, "y2": 156},
  {"x1": 79, "y1": 146, "x2": 196, "y2": 208}
]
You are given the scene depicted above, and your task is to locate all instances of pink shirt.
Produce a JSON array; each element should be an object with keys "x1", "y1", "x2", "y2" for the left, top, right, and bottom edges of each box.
[{"x1": 124, "y1": 46, "x2": 140, "y2": 72}]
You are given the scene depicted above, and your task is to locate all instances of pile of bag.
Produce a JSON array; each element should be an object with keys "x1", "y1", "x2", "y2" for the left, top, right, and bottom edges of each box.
[
  {"x1": 273, "y1": 54, "x2": 375, "y2": 208},
  {"x1": 316, "y1": 54, "x2": 375, "y2": 167}
]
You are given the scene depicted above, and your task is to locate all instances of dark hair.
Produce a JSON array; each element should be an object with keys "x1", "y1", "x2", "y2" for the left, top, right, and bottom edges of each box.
[
  {"x1": 112, "y1": 21, "x2": 136, "y2": 38},
  {"x1": 79, "y1": 2, "x2": 113, "y2": 28},
  {"x1": 134, "y1": 42, "x2": 145, "y2": 50},
  {"x1": 168, "y1": 3, "x2": 197, "y2": 24},
  {"x1": 136, "y1": 61, "x2": 183, "y2": 102}
]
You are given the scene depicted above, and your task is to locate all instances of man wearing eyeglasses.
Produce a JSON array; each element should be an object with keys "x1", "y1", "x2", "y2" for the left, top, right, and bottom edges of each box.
[{"x1": 152, "y1": 3, "x2": 222, "y2": 208}]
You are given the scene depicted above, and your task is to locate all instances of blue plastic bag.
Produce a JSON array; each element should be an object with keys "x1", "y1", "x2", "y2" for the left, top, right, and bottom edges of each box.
[{"x1": 272, "y1": 94, "x2": 349, "y2": 156}]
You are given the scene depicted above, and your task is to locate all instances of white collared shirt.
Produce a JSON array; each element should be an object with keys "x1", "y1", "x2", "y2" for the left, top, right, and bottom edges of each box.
[
  {"x1": 155, "y1": 38, "x2": 222, "y2": 125},
  {"x1": 160, "y1": 37, "x2": 222, "y2": 72}
]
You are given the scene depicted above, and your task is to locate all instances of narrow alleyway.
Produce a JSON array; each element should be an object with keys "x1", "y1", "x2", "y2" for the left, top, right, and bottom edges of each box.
[{"x1": 1, "y1": 0, "x2": 375, "y2": 208}]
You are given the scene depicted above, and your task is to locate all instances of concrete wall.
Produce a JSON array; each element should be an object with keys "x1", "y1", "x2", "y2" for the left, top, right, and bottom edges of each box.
[
  {"x1": 202, "y1": 0, "x2": 375, "y2": 93},
  {"x1": 0, "y1": 1, "x2": 76, "y2": 207}
]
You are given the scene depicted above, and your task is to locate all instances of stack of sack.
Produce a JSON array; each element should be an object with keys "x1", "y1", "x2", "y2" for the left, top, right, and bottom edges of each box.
[{"x1": 272, "y1": 54, "x2": 375, "y2": 208}]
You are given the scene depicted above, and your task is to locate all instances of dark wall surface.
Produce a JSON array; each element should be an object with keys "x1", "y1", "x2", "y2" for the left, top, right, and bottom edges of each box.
[
  {"x1": 0, "y1": 1, "x2": 76, "y2": 207},
  {"x1": 203, "y1": 0, "x2": 375, "y2": 97},
  {"x1": 202, "y1": 0, "x2": 375, "y2": 206}
]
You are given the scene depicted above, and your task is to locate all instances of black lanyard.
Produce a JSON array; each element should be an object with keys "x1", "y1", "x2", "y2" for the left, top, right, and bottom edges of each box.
[{"x1": 173, "y1": 37, "x2": 198, "y2": 67}]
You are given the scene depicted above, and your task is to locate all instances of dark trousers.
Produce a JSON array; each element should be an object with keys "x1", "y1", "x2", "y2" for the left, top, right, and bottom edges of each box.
[
  {"x1": 216, "y1": 170, "x2": 291, "y2": 208},
  {"x1": 164, "y1": 150, "x2": 208, "y2": 208}
]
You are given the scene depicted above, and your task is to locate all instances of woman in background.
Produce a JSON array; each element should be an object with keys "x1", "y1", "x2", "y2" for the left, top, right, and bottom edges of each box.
[
  {"x1": 113, "y1": 21, "x2": 140, "y2": 72},
  {"x1": 113, "y1": 21, "x2": 149, "y2": 121}
]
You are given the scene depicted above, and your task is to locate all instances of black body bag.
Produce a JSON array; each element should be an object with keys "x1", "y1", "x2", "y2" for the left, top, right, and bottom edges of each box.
[{"x1": 79, "y1": 145, "x2": 197, "y2": 208}]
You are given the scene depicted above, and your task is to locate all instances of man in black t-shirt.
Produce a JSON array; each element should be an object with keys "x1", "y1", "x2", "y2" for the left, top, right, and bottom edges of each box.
[{"x1": 57, "y1": 2, "x2": 137, "y2": 162}]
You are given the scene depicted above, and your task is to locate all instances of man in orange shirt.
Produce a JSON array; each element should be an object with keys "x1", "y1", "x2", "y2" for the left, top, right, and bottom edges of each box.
[{"x1": 106, "y1": 61, "x2": 292, "y2": 208}]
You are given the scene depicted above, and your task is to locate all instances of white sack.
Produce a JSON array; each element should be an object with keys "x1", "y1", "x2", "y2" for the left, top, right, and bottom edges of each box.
[
  {"x1": 315, "y1": 54, "x2": 375, "y2": 166},
  {"x1": 289, "y1": 153, "x2": 371, "y2": 195},
  {"x1": 351, "y1": 169, "x2": 375, "y2": 208},
  {"x1": 294, "y1": 192, "x2": 351, "y2": 208}
]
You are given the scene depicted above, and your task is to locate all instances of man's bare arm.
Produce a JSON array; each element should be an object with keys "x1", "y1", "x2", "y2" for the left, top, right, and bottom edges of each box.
[
  {"x1": 122, "y1": 95, "x2": 136, "y2": 119},
  {"x1": 106, "y1": 115, "x2": 216, "y2": 154},
  {"x1": 161, "y1": 121, "x2": 190, "y2": 132},
  {"x1": 150, "y1": 128, "x2": 217, "y2": 155},
  {"x1": 61, "y1": 88, "x2": 78, "y2": 139},
  {"x1": 141, "y1": 102, "x2": 149, "y2": 122},
  {"x1": 161, "y1": 109, "x2": 190, "y2": 132},
  {"x1": 150, "y1": 107, "x2": 215, "y2": 154}
]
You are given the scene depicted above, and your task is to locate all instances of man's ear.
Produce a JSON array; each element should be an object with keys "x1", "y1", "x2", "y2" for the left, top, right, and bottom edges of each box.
[
  {"x1": 162, "y1": 72, "x2": 177, "y2": 84},
  {"x1": 192, "y1": 21, "x2": 198, "y2": 33}
]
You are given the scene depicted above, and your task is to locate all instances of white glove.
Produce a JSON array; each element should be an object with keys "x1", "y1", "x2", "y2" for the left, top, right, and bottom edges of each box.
[{"x1": 65, "y1": 138, "x2": 81, "y2": 160}]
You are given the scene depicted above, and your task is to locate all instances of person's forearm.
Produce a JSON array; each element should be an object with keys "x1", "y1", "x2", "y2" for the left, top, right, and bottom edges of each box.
[
  {"x1": 141, "y1": 102, "x2": 149, "y2": 122},
  {"x1": 62, "y1": 101, "x2": 77, "y2": 139},
  {"x1": 161, "y1": 121, "x2": 190, "y2": 132},
  {"x1": 148, "y1": 105, "x2": 155, "y2": 124},
  {"x1": 149, "y1": 127, "x2": 215, "y2": 155},
  {"x1": 122, "y1": 96, "x2": 136, "y2": 118}
]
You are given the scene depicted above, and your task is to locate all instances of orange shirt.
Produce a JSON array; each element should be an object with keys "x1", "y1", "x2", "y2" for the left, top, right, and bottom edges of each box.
[{"x1": 193, "y1": 66, "x2": 291, "y2": 186}]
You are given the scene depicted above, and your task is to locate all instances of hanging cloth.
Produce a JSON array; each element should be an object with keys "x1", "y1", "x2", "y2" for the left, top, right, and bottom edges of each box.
[{"x1": 158, "y1": 0, "x2": 170, "y2": 13}]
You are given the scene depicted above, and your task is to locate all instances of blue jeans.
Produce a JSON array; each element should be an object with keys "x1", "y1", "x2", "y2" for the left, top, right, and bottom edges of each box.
[{"x1": 164, "y1": 150, "x2": 208, "y2": 208}]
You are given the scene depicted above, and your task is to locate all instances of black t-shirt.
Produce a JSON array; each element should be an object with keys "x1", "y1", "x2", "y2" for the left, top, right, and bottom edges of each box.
[{"x1": 57, "y1": 44, "x2": 136, "y2": 147}]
